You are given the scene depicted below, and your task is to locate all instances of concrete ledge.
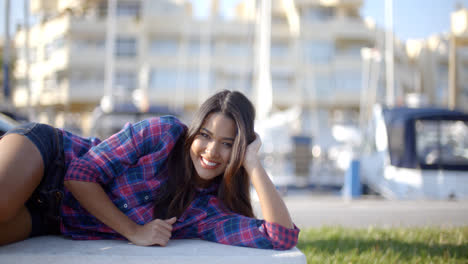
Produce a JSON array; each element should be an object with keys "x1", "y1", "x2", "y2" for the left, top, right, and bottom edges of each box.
[{"x1": 0, "y1": 236, "x2": 306, "y2": 264}]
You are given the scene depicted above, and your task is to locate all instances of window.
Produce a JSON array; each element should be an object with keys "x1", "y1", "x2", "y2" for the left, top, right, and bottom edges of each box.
[
  {"x1": 223, "y1": 74, "x2": 250, "y2": 92},
  {"x1": 334, "y1": 71, "x2": 361, "y2": 92},
  {"x1": 224, "y1": 41, "x2": 250, "y2": 56},
  {"x1": 387, "y1": 122, "x2": 406, "y2": 166},
  {"x1": 184, "y1": 69, "x2": 199, "y2": 90},
  {"x1": 73, "y1": 38, "x2": 105, "y2": 51},
  {"x1": 188, "y1": 39, "x2": 200, "y2": 55},
  {"x1": 150, "y1": 38, "x2": 179, "y2": 55},
  {"x1": 272, "y1": 73, "x2": 291, "y2": 92},
  {"x1": 117, "y1": 1, "x2": 140, "y2": 17},
  {"x1": 44, "y1": 76, "x2": 57, "y2": 91},
  {"x1": 70, "y1": 71, "x2": 104, "y2": 88},
  {"x1": 336, "y1": 43, "x2": 364, "y2": 57},
  {"x1": 300, "y1": 7, "x2": 335, "y2": 22},
  {"x1": 44, "y1": 43, "x2": 54, "y2": 60},
  {"x1": 149, "y1": 68, "x2": 178, "y2": 89},
  {"x1": 16, "y1": 46, "x2": 37, "y2": 62},
  {"x1": 30, "y1": 47, "x2": 37, "y2": 62},
  {"x1": 304, "y1": 40, "x2": 334, "y2": 63},
  {"x1": 271, "y1": 42, "x2": 289, "y2": 58},
  {"x1": 272, "y1": 16, "x2": 288, "y2": 25},
  {"x1": 188, "y1": 39, "x2": 214, "y2": 55},
  {"x1": 115, "y1": 37, "x2": 137, "y2": 57},
  {"x1": 229, "y1": 41, "x2": 248, "y2": 56},
  {"x1": 98, "y1": 1, "x2": 107, "y2": 18},
  {"x1": 188, "y1": 39, "x2": 213, "y2": 56},
  {"x1": 115, "y1": 71, "x2": 136, "y2": 92},
  {"x1": 304, "y1": 75, "x2": 332, "y2": 97},
  {"x1": 416, "y1": 120, "x2": 468, "y2": 169},
  {"x1": 436, "y1": 64, "x2": 448, "y2": 104},
  {"x1": 56, "y1": 70, "x2": 67, "y2": 86},
  {"x1": 43, "y1": 37, "x2": 65, "y2": 60},
  {"x1": 150, "y1": 1, "x2": 180, "y2": 15},
  {"x1": 54, "y1": 37, "x2": 65, "y2": 50}
]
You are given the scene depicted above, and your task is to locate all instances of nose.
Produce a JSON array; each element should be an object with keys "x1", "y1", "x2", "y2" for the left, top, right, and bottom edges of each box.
[{"x1": 205, "y1": 141, "x2": 220, "y2": 159}]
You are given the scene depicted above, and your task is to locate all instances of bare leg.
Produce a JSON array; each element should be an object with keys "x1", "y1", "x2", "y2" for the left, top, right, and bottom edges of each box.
[
  {"x1": 0, "y1": 134, "x2": 44, "y2": 245},
  {"x1": 0, "y1": 206, "x2": 32, "y2": 245}
]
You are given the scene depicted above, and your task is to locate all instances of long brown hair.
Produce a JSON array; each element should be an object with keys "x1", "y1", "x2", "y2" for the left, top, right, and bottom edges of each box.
[{"x1": 154, "y1": 90, "x2": 256, "y2": 219}]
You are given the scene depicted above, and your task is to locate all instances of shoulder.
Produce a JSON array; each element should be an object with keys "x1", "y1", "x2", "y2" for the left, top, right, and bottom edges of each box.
[
  {"x1": 139, "y1": 116, "x2": 187, "y2": 140},
  {"x1": 132, "y1": 115, "x2": 187, "y2": 132},
  {"x1": 145, "y1": 115, "x2": 186, "y2": 129},
  {"x1": 159, "y1": 115, "x2": 186, "y2": 128}
]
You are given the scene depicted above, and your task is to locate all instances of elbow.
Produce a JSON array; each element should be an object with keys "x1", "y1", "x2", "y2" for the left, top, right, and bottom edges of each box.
[
  {"x1": 264, "y1": 222, "x2": 300, "y2": 250},
  {"x1": 272, "y1": 233, "x2": 299, "y2": 250},
  {"x1": 274, "y1": 239, "x2": 298, "y2": 250}
]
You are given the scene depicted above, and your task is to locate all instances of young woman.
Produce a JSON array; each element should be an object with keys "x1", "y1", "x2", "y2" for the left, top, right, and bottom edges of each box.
[{"x1": 0, "y1": 90, "x2": 299, "y2": 249}]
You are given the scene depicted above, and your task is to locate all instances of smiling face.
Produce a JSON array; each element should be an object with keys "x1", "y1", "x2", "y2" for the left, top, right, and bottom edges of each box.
[{"x1": 190, "y1": 112, "x2": 237, "y2": 187}]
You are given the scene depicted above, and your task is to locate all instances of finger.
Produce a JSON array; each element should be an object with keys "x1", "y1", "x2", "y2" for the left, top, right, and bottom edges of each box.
[
  {"x1": 157, "y1": 237, "x2": 170, "y2": 247},
  {"x1": 254, "y1": 133, "x2": 262, "y2": 146},
  {"x1": 155, "y1": 225, "x2": 171, "y2": 238},
  {"x1": 149, "y1": 219, "x2": 172, "y2": 234},
  {"x1": 153, "y1": 238, "x2": 167, "y2": 247},
  {"x1": 164, "y1": 217, "x2": 177, "y2": 225},
  {"x1": 256, "y1": 133, "x2": 262, "y2": 145},
  {"x1": 156, "y1": 219, "x2": 173, "y2": 232},
  {"x1": 249, "y1": 139, "x2": 261, "y2": 153}
]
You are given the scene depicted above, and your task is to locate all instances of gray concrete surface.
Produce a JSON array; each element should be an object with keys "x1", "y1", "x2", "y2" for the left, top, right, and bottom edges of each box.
[
  {"x1": 278, "y1": 193, "x2": 468, "y2": 229},
  {"x1": 0, "y1": 237, "x2": 306, "y2": 264},
  {"x1": 2, "y1": 193, "x2": 467, "y2": 264}
]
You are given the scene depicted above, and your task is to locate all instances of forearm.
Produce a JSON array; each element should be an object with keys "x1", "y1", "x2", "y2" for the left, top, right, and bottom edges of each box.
[
  {"x1": 248, "y1": 164, "x2": 294, "y2": 229},
  {"x1": 64, "y1": 180, "x2": 138, "y2": 239}
]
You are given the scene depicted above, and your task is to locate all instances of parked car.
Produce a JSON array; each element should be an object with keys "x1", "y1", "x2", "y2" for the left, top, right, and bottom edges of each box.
[{"x1": 0, "y1": 113, "x2": 20, "y2": 137}]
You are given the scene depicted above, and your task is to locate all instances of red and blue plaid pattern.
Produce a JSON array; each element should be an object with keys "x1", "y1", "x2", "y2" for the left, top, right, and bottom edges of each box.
[
  {"x1": 172, "y1": 186, "x2": 300, "y2": 250},
  {"x1": 59, "y1": 116, "x2": 299, "y2": 250}
]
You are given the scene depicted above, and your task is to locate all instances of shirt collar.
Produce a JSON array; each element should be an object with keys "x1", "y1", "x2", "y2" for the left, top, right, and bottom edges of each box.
[{"x1": 195, "y1": 182, "x2": 219, "y2": 194}]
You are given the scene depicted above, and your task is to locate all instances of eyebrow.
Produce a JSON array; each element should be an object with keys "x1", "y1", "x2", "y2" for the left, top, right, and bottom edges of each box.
[{"x1": 201, "y1": 128, "x2": 235, "y2": 141}]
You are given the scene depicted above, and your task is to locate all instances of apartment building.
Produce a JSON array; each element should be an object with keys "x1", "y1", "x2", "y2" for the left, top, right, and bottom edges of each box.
[
  {"x1": 13, "y1": 0, "x2": 391, "y2": 138},
  {"x1": 397, "y1": 7, "x2": 468, "y2": 113}
]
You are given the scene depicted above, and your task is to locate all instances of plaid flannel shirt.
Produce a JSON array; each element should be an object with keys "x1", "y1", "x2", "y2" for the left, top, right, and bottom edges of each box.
[{"x1": 60, "y1": 116, "x2": 299, "y2": 250}]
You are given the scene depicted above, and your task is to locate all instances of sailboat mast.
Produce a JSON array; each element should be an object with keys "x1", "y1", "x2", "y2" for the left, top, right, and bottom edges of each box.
[
  {"x1": 254, "y1": 0, "x2": 273, "y2": 120},
  {"x1": 385, "y1": 0, "x2": 395, "y2": 107}
]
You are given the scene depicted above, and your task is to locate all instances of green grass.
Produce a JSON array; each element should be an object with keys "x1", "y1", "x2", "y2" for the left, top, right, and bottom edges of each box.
[{"x1": 297, "y1": 226, "x2": 468, "y2": 264}]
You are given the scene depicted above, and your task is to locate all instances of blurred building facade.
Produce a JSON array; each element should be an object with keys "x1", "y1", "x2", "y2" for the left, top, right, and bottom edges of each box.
[
  {"x1": 11, "y1": 0, "x2": 468, "y2": 137},
  {"x1": 403, "y1": 7, "x2": 468, "y2": 111},
  {"x1": 12, "y1": 0, "x2": 381, "y2": 137}
]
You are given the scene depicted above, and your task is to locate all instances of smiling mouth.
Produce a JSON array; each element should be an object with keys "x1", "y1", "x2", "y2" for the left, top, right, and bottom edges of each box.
[{"x1": 200, "y1": 157, "x2": 220, "y2": 169}]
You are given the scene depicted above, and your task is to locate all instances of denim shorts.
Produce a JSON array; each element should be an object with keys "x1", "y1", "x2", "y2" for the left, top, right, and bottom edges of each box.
[{"x1": 4, "y1": 122, "x2": 65, "y2": 237}]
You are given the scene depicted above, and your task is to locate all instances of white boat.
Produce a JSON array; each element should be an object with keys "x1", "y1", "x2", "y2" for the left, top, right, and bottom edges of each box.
[{"x1": 360, "y1": 105, "x2": 468, "y2": 200}]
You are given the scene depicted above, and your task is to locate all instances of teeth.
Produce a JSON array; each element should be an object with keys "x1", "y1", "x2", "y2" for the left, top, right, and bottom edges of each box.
[{"x1": 202, "y1": 157, "x2": 218, "y2": 166}]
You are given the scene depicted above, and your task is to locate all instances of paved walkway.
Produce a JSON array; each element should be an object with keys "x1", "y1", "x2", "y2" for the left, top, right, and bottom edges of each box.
[{"x1": 273, "y1": 193, "x2": 468, "y2": 229}]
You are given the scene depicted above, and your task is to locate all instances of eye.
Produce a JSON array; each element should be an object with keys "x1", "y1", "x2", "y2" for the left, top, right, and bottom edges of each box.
[
  {"x1": 222, "y1": 142, "x2": 233, "y2": 148},
  {"x1": 199, "y1": 132, "x2": 210, "y2": 138}
]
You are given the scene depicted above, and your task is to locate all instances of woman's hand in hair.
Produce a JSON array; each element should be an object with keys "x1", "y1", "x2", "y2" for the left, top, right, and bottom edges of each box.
[
  {"x1": 243, "y1": 133, "x2": 262, "y2": 174},
  {"x1": 128, "y1": 217, "x2": 177, "y2": 247},
  {"x1": 243, "y1": 134, "x2": 294, "y2": 229}
]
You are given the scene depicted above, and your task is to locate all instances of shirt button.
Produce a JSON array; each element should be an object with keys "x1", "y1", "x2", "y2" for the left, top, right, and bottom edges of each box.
[
  {"x1": 145, "y1": 196, "x2": 149, "y2": 200},
  {"x1": 123, "y1": 203, "x2": 128, "y2": 208}
]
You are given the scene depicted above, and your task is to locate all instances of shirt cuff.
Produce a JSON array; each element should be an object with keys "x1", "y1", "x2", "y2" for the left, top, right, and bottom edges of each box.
[{"x1": 262, "y1": 221, "x2": 300, "y2": 250}]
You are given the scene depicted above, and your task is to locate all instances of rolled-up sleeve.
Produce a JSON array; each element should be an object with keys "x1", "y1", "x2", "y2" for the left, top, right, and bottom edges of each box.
[
  {"x1": 65, "y1": 116, "x2": 186, "y2": 184},
  {"x1": 196, "y1": 211, "x2": 300, "y2": 250}
]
